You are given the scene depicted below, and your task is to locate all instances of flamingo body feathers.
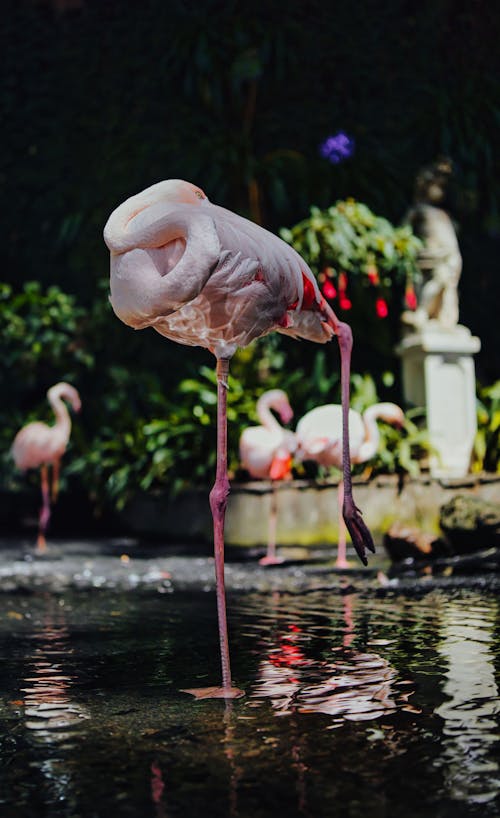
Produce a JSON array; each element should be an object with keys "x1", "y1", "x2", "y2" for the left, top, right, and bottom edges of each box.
[{"x1": 105, "y1": 180, "x2": 330, "y2": 359}]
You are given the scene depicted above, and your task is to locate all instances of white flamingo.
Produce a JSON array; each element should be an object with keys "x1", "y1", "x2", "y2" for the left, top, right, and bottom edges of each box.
[
  {"x1": 296, "y1": 402, "x2": 404, "y2": 568},
  {"x1": 240, "y1": 389, "x2": 296, "y2": 565}
]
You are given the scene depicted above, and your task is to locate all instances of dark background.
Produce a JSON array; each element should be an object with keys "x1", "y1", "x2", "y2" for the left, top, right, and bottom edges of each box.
[{"x1": 2, "y1": 0, "x2": 499, "y2": 380}]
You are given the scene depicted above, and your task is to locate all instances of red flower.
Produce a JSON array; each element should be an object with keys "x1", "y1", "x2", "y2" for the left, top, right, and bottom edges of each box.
[
  {"x1": 339, "y1": 297, "x2": 352, "y2": 310},
  {"x1": 405, "y1": 284, "x2": 417, "y2": 310},
  {"x1": 338, "y1": 271, "x2": 348, "y2": 292},
  {"x1": 375, "y1": 297, "x2": 388, "y2": 318},
  {"x1": 322, "y1": 280, "x2": 337, "y2": 300},
  {"x1": 367, "y1": 266, "x2": 379, "y2": 285}
]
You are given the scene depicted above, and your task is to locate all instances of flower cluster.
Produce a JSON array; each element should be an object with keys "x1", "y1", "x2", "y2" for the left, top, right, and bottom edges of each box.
[
  {"x1": 319, "y1": 265, "x2": 393, "y2": 318},
  {"x1": 281, "y1": 198, "x2": 422, "y2": 323},
  {"x1": 319, "y1": 131, "x2": 355, "y2": 165}
]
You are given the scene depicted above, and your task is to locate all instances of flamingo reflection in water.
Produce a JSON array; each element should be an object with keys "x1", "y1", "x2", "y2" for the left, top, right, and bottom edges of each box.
[
  {"x1": 253, "y1": 592, "x2": 414, "y2": 724},
  {"x1": 20, "y1": 598, "x2": 89, "y2": 740}
]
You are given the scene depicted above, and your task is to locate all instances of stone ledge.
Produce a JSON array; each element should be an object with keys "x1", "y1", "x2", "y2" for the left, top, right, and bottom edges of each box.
[{"x1": 118, "y1": 473, "x2": 500, "y2": 548}]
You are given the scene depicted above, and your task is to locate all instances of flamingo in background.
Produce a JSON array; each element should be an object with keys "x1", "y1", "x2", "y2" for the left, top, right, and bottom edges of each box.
[
  {"x1": 296, "y1": 402, "x2": 404, "y2": 568},
  {"x1": 104, "y1": 178, "x2": 374, "y2": 699},
  {"x1": 11, "y1": 382, "x2": 81, "y2": 553},
  {"x1": 239, "y1": 389, "x2": 296, "y2": 566}
]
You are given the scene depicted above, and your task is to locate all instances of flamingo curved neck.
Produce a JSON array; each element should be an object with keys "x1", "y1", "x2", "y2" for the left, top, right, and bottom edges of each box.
[
  {"x1": 257, "y1": 394, "x2": 283, "y2": 434},
  {"x1": 49, "y1": 392, "x2": 72, "y2": 438},
  {"x1": 358, "y1": 406, "x2": 382, "y2": 462}
]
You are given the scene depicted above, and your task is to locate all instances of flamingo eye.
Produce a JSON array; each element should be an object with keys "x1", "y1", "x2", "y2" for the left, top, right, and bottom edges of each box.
[{"x1": 194, "y1": 189, "x2": 206, "y2": 199}]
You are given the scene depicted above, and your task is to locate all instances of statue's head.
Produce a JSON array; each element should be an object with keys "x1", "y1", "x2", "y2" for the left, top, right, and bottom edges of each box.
[{"x1": 415, "y1": 156, "x2": 454, "y2": 205}]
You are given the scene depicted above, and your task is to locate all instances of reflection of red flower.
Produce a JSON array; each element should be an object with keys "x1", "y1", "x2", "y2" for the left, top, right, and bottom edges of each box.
[
  {"x1": 405, "y1": 284, "x2": 417, "y2": 310},
  {"x1": 375, "y1": 297, "x2": 388, "y2": 318},
  {"x1": 322, "y1": 280, "x2": 337, "y2": 300},
  {"x1": 269, "y1": 643, "x2": 309, "y2": 668}
]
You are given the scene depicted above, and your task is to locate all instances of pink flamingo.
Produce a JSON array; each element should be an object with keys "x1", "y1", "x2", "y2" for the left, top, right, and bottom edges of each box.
[
  {"x1": 11, "y1": 382, "x2": 81, "y2": 553},
  {"x1": 239, "y1": 389, "x2": 296, "y2": 566},
  {"x1": 296, "y1": 402, "x2": 404, "y2": 568},
  {"x1": 104, "y1": 178, "x2": 374, "y2": 699}
]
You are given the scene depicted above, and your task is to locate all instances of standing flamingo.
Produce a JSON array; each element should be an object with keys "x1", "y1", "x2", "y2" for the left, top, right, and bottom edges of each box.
[
  {"x1": 239, "y1": 389, "x2": 296, "y2": 566},
  {"x1": 11, "y1": 382, "x2": 81, "y2": 553},
  {"x1": 104, "y1": 178, "x2": 374, "y2": 699},
  {"x1": 296, "y1": 402, "x2": 404, "y2": 568}
]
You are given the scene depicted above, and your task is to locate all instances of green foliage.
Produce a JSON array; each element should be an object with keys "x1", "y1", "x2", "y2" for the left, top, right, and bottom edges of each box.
[
  {"x1": 366, "y1": 408, "x2": 431, "y2": 480},
  {"x1": 280, "y1": 200, "x2": 423, "y2": 372},
  {"x1": 0, "y1": 281, "x2": 93, "y2": 390},
  {"x1": 281, "y1": 200, "x2": 422, "y2": 301},
  {"x1": 474, "y1": 381, "x2": 500, "y2": 473}
]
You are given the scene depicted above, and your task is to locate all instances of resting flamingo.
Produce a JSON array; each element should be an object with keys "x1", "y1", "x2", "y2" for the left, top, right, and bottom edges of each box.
[
  {"x1": 104, "y1": 178, "x2": 374, "y2": 699},
  {"x1": 296, "y1": 402, "x2": 404, "y2": 568},
  {"x1": 11, "y1": 382, "x2": 81, "y2": 553},
  {"x1": 239, "y1": 389, "x2": 296, "y2": 566}
]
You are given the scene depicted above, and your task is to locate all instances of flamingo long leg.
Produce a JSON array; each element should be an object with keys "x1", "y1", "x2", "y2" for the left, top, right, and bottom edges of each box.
[
  {"x1": 184, "y1": 358, "x2": 243, "y2": 699},
  {"x1": 51, "y1": 459, "x2": 60, "y2": 503},
  {"x1": 37, "y1": 464, "x2": 51, "y2": 553},
  {"x1": 210, "y1": 357, "x2": 233, "y2": 689},
  {"x1": 319, "y1": 302, "x2": 375, "y2": 564},
  {"x1": 335, "y1": 480, "x2": 349, "y2": 569},
  {"x1": 259, "y1": 482, "x2": 283, "y2": 566}
]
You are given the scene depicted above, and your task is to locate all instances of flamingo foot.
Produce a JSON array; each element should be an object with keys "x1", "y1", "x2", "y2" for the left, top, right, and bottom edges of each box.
[
  {"x1": 35, "y1": 534, "x2": 47, "y2": 554},
  {"x1": 343, "y1": 505, "x2": 375, "y2": 566},
  {"x1": 335, "y1": 557, "x2": 351, "y2": 570},
  {"x1": 181, "y1": 686, "x2": 245, "y2": 700},
  {"x1": 258, "y1": 554, "x2": 285, "y2": 566}
]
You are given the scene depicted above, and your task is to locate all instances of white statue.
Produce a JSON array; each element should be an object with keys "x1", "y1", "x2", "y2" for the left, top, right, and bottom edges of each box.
[{"x1": 402, "y1": 157, "x2": 462, "y2": 331}]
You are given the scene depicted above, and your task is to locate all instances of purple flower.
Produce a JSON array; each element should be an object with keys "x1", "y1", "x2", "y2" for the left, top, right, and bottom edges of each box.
[{"x1": 319, "y1": 132, "x2": 355, "y2": 164}]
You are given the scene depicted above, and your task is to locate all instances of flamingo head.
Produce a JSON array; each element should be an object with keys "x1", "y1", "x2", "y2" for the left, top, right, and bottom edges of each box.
[
  {"x1": 256, "y1": 389, "x2": 294, "y2": 426},
  {"x1": 49, "y1": 382, "x2": 81, "y2": 413},
  {"x1": 134, "y1": 179, "x2": 208, "y2": 207},
  {"x1": 104, "y1": 179, "x2": 220, "y2": 332},
  {"x1": 375, "y1": 403, "x2": 405, "y2": 429},
  {"x1": 278, "y1": 401, "x2": 293, "y2": 426}
]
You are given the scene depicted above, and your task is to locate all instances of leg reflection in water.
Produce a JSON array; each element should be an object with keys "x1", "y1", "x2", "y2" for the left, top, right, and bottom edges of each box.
[
  {"x1": 151, "y1": 761, "x2": 168, "y2": 818},
  {"x1": 149, "y1": 701, "x2": 242, "y2": 818}
]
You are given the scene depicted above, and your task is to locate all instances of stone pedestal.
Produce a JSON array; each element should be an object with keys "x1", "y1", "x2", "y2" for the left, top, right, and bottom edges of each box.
[{"x1": 397, "y1": 324, "x2": 480, "y2": 478}]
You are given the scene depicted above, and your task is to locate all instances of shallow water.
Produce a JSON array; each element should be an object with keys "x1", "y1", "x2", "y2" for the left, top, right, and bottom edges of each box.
[{"x1": 0, "y1": 586, "x2": 499, "y2": 817}]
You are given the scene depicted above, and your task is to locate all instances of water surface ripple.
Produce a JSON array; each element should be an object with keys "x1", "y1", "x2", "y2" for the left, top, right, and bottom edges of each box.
[{"x1": 0, "y1": 587, "x2": 498, "y2": 817}]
